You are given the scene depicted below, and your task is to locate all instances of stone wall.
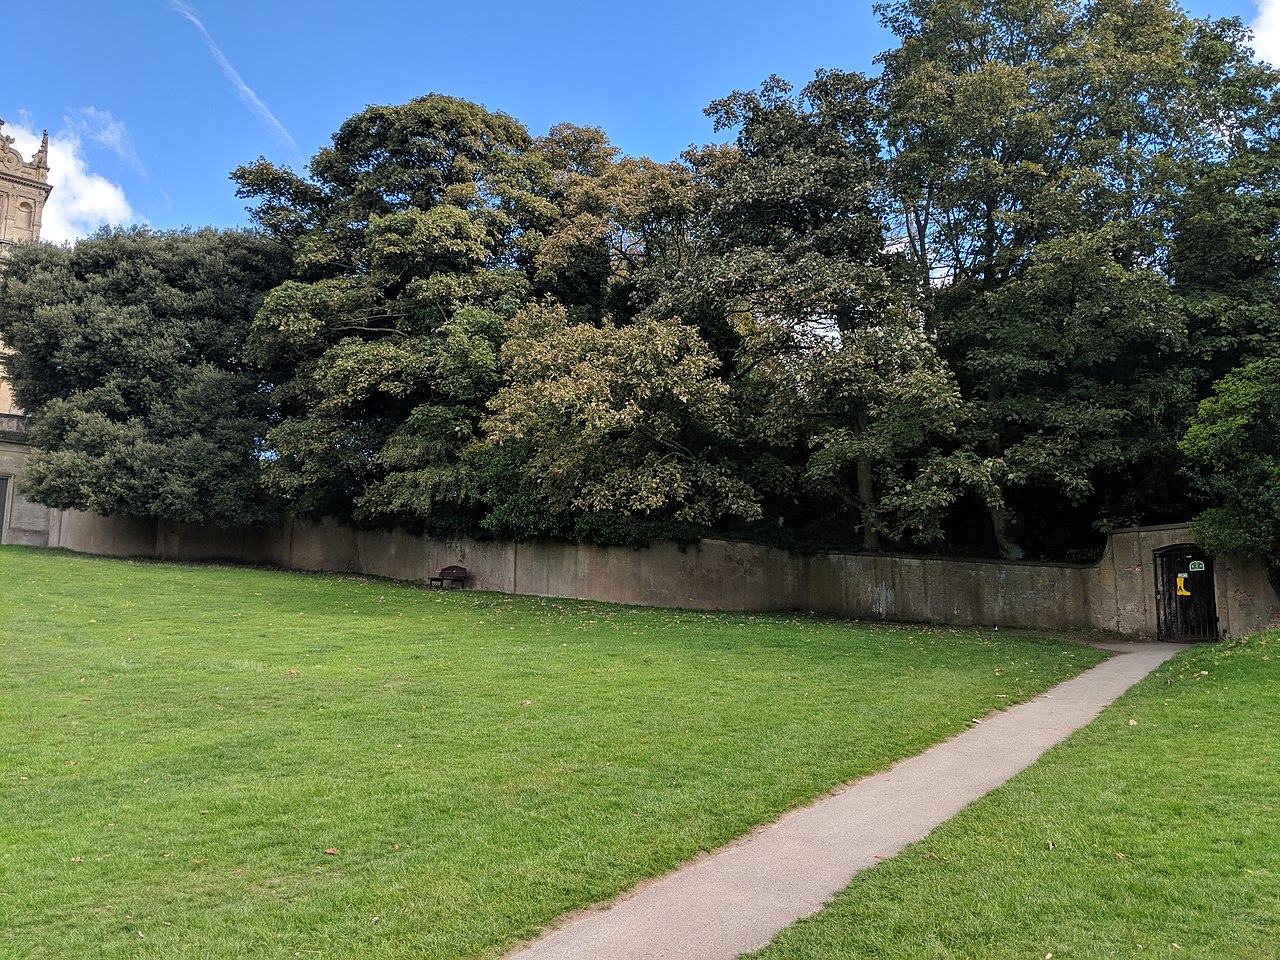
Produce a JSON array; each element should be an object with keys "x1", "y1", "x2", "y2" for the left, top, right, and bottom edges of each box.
[
  {"x1": 0, "y1": 416, "x2": 49, "y2": 546},
  {"x1": 44, "y1": 510, "x2": 1280, "y2": 639}
]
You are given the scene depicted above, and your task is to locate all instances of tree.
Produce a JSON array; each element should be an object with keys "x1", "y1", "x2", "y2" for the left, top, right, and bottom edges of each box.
[
  {"x1": 0, "y1": 228, "x2": 290, "y2": 526},
  {"x1": 666, "y1": 71, "x2": 976, "y2": 549},
  {"x1": 485, "y1": 300, "x2": 758, "y2": 526},
  {"x1": 1181, "y1": 358, "x2": 1280, "y2": 584},
  {"x1": 234, "y1": 95, "x2": 556, "y2": 533},
  {"x1": 531, "y1": 123, "x2": 701, "y2": 326},
  {"x1": 238, "y1": 96, "x2": 751, "y2": 544},
  {"x1": 875, "y1": 0, "x2": 1280, "y2": 558}
]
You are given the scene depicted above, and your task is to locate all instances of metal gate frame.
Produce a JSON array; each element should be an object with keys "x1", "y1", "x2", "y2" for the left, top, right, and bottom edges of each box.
[{"x1": 1153, "y1": 544, "x2": 1219, "y2": 642}]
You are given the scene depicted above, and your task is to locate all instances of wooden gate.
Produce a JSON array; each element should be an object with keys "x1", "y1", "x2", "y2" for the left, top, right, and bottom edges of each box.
[{"x1": 1154, "y1": 544, "x2": 1219, "y2": 642}]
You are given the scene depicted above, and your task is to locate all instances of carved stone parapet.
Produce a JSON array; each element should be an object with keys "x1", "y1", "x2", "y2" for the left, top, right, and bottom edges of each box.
[
  {"x1": 0, "y1": 412, "x2": 30, "y2": 444},
  {"x1": 0, "y1": 119, "x2": 53, "y2": 258}
]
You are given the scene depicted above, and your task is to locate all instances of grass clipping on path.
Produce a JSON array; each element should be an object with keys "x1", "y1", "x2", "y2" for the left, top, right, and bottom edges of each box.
[
  {"x1": 748, "y1": 633, "x2": 1280, "y2": 960},
  {"x1": 0, "y1": 547, "x2": 1103, "y2": 960}
]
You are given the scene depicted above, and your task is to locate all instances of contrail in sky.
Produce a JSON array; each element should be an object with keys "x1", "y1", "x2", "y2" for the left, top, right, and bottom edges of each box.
[{"x1": 167, "y1": 0, "x2": 298, "y2": 153}]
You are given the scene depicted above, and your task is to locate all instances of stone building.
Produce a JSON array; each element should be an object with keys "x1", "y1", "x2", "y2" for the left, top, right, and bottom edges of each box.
[
  {"x1": 1, "y1": 117, "x2": 53, "y2": 545},
  {"x1": 0, "y1": 119, "x2": 51, "y2": 260}
]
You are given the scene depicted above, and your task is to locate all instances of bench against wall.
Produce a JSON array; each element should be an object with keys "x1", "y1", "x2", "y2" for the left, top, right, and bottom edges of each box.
[{"x1": 428, "y1": 565, "x2": 467, "y2": 590}]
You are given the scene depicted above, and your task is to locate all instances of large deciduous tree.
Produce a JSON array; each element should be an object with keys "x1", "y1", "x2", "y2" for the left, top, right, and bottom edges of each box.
[
  {"x1": 875, "y1": 0, "x2": 1280, "y2": 558},
  {"x1": 672, "y1": 71, "x2": 975, "y2": 549},
  {"x1": 485, "y1": 300, "x2": 757, "y2": 526},
  {"x1": 0, "y1": 228, "x2": 290, "y2": 525}
]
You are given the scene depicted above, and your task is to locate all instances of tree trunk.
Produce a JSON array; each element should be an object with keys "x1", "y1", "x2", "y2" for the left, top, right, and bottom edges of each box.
[
  {"x1": 989, "y1": 503, "x2": 1023, "y2": 560},
  {"x1": 856, "y1": 406, "x2": 881, "y2": 551},
  {"x1": 858, "y1": 455, "x2": 881, "y2": 551},
  {"x1": 985, "y1": 378, "x2": 1022, "y2": 560}
]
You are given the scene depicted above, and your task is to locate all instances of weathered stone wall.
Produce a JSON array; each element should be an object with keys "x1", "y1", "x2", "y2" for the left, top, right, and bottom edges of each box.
[
  {"x1": 0, "y1": 423, "x2": 49, "y2": 546},
  {"x1": 1093, "y1": 523, "x2": 1280, "y2": 640},
  {"x1": 804, "y1": 552, "x2": 1097, "y2": 630},
  {"x1": 43, "y1": 510, "x2": 1280, "y2": 639}
]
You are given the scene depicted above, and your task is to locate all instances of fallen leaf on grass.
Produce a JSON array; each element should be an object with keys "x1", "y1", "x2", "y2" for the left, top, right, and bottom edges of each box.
[
  {"x1": 286, "y1": 669, "x2": 300, "y2": 677},
  {"x1": 70, "y1": 857, "x2": 84, "y2": 863},
  {"x1": 1115, "y1": 852, "x2": 1126, "y2": 860},
  {"x1": 192, "y1": 858, "x2": 207, "y2": 864},
  {"x1": 323, "y1": 848, "x2": 340, "y2": 856},
  {"x1": 1128, "y1": 719, "x2": 1138, "y2": 726}
]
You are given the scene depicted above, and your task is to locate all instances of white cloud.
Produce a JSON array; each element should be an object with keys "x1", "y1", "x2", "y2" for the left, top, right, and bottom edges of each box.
[
  {"x1": 1250, "y1": 1, "x2": 1280, "y2": 67},
  {"x1": 167, "y1": 1, "x2": 298, "y2": 154},
  {"x1": 6, "y1": 119, "x2": 140, "y2": 244},
  {"x1": 72, "y1": 107, "x2": 145, "y2": 175}
]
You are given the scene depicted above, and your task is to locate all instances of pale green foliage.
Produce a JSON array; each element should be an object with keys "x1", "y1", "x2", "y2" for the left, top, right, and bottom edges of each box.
[
  {"x1": 532, "y1": 123, "x2": 700, "y2": 323},
  {"x1": 487, "y1": 301, "x2": 759, "y2": 523},
  {"x1": 7, "y1": 20, "x2": 1263, "y2": 557}
]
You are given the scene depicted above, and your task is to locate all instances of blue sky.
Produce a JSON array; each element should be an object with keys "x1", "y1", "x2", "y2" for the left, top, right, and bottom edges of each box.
[{"x1": 3, "y1": 0, "x2": 1271, "y2": 242}]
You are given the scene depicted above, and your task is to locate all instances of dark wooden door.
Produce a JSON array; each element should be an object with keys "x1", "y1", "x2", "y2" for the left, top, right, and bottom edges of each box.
[
  {"x1": 1154, "y1": 544, "x2": 1218, "y2": 642},
  {"x1": 0, "y1": 476, "x2": 8, "y2": 544}
]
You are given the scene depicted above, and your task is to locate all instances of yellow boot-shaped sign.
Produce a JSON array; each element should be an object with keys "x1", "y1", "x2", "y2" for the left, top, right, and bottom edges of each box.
[{"x1": 1176, "y1": 575, "x2": 1192, "y2": 597}]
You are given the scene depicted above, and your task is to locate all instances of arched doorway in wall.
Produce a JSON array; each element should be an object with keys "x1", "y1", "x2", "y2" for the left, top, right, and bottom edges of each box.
[{"x1": 1154, "y1": 543, "x2": 1219, "y2": 641}]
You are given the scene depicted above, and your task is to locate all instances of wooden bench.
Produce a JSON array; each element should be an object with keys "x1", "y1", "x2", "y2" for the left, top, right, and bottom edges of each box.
[{"x1": 428, "y1": 564, "x2": 468, "y2": 590}]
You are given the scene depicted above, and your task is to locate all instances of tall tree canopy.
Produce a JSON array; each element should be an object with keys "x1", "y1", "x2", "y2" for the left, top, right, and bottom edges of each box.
[
  {"x1": 679, "y1": 71, "x2": 974, "y2": 549},
  {"x1": 233, "y1": 95, "x2": 557, "y2": 533},
  {"x1": 0, "y1": 228, "x2": 290, "y2": 526},
  {"x1": 9, "y1": 14, "x2": 1280, "y2": 561},
  {"x1": 876, "y1": 0, "x2": 1280, "y2": 557}
]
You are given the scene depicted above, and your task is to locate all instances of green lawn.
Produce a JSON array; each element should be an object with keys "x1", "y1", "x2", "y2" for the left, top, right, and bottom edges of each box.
[
  {"x1": 748, "y1": 633, "x2": 1280, "y2": 960},
  {"x1": 0, "y1": 546, "x2": 1105, "y2": 959}
]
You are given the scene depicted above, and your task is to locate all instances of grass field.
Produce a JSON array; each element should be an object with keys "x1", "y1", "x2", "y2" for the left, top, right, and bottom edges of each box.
[
  {"x1": 748, "y1": 633, "x2": 1280, "y2": 960},
  {"x1": 0, "y1": 546, "x2": 1106, "y2": 959}
]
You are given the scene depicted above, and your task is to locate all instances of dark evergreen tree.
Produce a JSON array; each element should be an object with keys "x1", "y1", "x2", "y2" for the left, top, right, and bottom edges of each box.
[{"x1": 0, "y1": 228, "x2": 290, "y2": 526}]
